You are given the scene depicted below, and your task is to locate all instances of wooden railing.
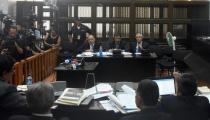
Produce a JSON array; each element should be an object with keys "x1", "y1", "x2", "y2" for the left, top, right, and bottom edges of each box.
[{"x1": 12, "y1": 48, "x2": 58, "y2": 85}]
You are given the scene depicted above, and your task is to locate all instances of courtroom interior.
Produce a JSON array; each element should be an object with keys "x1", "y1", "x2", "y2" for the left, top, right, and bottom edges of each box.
[{"x1": 0, "y1": 0, "x2": 210, "y2": 120}]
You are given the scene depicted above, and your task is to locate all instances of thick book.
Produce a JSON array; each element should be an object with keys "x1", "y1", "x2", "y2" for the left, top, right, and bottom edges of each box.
[{"x1": 55, "y1": 88, "x2": 88, "y2": 106}]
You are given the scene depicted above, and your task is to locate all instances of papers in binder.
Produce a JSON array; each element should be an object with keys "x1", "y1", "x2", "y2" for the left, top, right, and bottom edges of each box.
[
  {"x1": 106, "y1": 85, "x2": 139, "y2": 114},
  {"x1": 121, "y1": 85, "x2": 135, "y2": 95},
  {"x1": 83, "y1": 83, "x2": 113, "y2": 99}
]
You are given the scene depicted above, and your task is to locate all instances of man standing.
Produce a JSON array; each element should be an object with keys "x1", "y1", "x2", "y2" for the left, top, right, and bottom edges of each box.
[{"x1": 68, "y1": 17, "x2": 92, "y2": 53}]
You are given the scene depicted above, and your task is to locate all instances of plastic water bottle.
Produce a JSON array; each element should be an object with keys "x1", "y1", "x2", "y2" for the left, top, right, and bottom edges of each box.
[
  {"x1": 99, "y1": 46, "x2": 103, "y2": 57},
  {"x1": 26, "y1": 74, "x2": 33, "y2": 85}
]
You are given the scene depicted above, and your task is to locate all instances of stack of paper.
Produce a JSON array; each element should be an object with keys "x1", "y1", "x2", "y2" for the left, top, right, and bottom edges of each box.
[
  {"x1": 121, "y1": 52, "x2": 132, "y2": 58},
  {"x1": 84, "y1": 83, "x2": 113, "y2": 99},
  {"x1": 198, "y1": 86, "x2": 210, "y2": 103},
  {"x1": 17, "y1": 85, "x2": 28, "y2": 92},
  {"x1": 101, "y1": 85, "x2": 139, "y2": 114}
]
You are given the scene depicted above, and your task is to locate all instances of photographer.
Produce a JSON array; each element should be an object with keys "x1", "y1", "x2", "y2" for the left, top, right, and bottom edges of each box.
[
  {"x1": 24, "y1": 22, "x2": 44, "y2": 57},
  {"x1": 1, "y1": 26, "x2": 25, "y2": 61}
]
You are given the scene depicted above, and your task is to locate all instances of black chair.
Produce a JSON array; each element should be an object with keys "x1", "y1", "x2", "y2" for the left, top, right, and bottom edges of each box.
[{"x1": 157, "y1": 47, "x2": 175, "y2": 76}]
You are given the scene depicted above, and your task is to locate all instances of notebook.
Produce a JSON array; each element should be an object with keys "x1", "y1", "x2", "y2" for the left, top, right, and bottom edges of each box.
[{"x1": 153, "y1": 77, "x2": 176, "y2": 95}]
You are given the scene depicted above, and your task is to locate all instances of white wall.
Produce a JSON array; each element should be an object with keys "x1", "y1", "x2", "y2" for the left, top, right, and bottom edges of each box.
[{"x1": 0, "y1": 0, "x2": 8, "y2": 14}]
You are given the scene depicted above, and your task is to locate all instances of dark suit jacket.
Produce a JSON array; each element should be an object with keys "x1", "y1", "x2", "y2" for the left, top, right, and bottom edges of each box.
[
  {"x1": 9, "y1": 115, "x2": 55, "y2": 120},
  {"x1": 160, "y1": 95, "x2": 210, "y2": 120},
  {"x1": 78, "y1": 42, "x2": 100, "y2": 53},
  {"x1": 0, "y1": 79, "x2": 29, "y2": 120},
  {"x1": 120, "y1": 107, "x2": 170, "y2": 120},
  {"x1": 129, "y1": 41, "x2": 150, "y2": 53},
  {"x1": 109, "y1": 41, "x2": 127, "y2": 50}
]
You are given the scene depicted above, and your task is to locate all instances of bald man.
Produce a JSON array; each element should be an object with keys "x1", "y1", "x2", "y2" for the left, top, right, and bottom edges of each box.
[
  {"x1": 79, "y1": 35, "x2": 100, "y2": 53},
  {"x1": 129, "y1": 33, "x2": 149, "y2": 53}
]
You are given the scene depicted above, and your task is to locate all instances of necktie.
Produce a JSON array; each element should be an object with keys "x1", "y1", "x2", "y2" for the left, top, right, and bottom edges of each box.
[
  {"x1": 90, "y1": 44, "x2": 94, "y2": 51},
  {"x1": 139, "y1": 42, "x2": 142, "y2": 49}
]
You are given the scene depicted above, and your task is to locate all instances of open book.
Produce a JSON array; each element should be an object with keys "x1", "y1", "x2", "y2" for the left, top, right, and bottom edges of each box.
[
  {"x1": 55, "y1": 83, "x2": 113, "y2": 106},
  {"x1": 55, "y1": 88, "x2": 88, "y2": 106}
]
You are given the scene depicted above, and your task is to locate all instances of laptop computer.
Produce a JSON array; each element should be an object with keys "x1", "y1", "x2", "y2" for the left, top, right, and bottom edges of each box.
[
  {"x1": 152, "y1": 77, "x2": 176, "y2": 95},
  {"x1": 51, "y1": 81, "x2": 67, "y2": 97}
]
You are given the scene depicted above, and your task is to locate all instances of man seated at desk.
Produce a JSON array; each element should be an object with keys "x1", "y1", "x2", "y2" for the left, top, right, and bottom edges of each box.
[
  {"x1": 109, "y1": 33, "x2": 127, "y2": 51},
  {"x1": 160, "y1": 73, "x2": 210, "y2": 120},
  {"x1": 0, "y1": 54, "x2": 29, "y2": 120},
  {"x1": 9, "y1": 82, "x2": 57, "y2": 120},
  {"x1": 129, "y1": 33, "x2": 149, "y2": 53},
  {"x1": 120, "y1": 80, "x2": 170, "y2": 120},
  {"x1": 79, "y1": 34, "x2": 100, "y2": 53}
]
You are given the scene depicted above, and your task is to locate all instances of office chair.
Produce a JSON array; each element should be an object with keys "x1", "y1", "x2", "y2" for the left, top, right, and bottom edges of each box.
[{"x1": 157, "y1": 47, "x2": 175, "y2": 76}]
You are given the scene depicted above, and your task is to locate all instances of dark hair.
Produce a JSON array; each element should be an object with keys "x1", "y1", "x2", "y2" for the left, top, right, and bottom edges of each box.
[
  {"x1": 137, "y1": 79, "x2": 159, "y2": 106},
  {"x1": 74, "y1": 17, "x2": 81, "y2": 21},
  {"x1": 0, "y1": 55, "x2": 15, "y2": 76},
  {"x1": 178, "y1": 73, "x2": 197, "y2": 96},
  {"x1": 26, "y1": 82, "x2": 55, "y2": 114}
]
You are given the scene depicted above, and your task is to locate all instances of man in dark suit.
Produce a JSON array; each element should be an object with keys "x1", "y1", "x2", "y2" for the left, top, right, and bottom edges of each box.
[
  {"x1": 109, "y1": 34, "x2": 127, "y2": 50},
  {"x1": 79, "y1": 34, "x2": 99, "y2": 53},
  {"x1": 130, "y1": 33, "x2": 149, "y2": 53},
  {"x1": 0, "y1": 54, "x2": 29, "y2": 120},
  {"x1": 9, "y1": 82, "x2": 57, "y2": 120},
  {"x1": 120, "y1": 79, "x2": 170, "y2": 120},
  {"x1": 160, "y1": 73, "x2": 210, "y2": 120}
]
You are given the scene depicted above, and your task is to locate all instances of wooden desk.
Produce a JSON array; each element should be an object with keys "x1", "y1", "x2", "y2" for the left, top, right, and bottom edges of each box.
[{"x1": 80, "y1": 54, "x2": 157, "y2": 83}]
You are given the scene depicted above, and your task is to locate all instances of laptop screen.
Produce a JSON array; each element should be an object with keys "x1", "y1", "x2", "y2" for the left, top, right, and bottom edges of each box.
[{"x1": 153, "y1": 78, "x2": 176, "y2": 95}]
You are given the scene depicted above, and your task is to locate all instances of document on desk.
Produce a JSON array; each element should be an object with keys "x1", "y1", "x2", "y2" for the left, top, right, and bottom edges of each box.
[
  {"x1": 116, "y1": 93, "x2": 138, "y2": 109},
  {"x1": 199, "y1": 94, "x2": 210, "y2": 103},
  {"x1": 107, "y1": 94, "x2": 139, "y2": 114},
  {"x1": 122, "y1": 52, "x2": 132, "y2": 57},
  {"x1": 104, "y1": 85, "x2": 139, "y2": 114},
  {"x1": 77, "y1": 52, "x2": 94, "y2": 57},
  {"x1": 197, "y1": 86, "x2": 210, "y2": 94},
  {"x1": 84, "y1": 83, "x2": 113, "y2": 99},
  {"x1": 17, "y1": 85, "x2": 28, "y2": 92},
  {"x1": 99, "y1": 100, "x2": 120, "y2": 113}
]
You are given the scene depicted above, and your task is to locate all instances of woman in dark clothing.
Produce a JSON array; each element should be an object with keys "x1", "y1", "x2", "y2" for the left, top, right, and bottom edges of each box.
[{"x1": 44, "y1": 30, "x2": 61, "y2": 50}]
